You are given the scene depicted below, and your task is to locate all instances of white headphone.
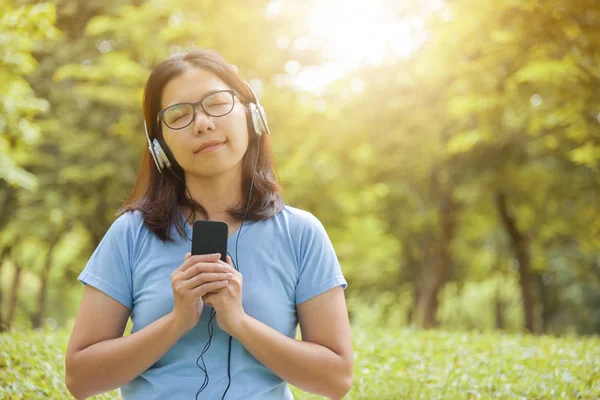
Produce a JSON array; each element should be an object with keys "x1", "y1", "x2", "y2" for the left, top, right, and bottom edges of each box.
[{"x1": 144, "y1": 81, "x2": 270, "y2": 173}]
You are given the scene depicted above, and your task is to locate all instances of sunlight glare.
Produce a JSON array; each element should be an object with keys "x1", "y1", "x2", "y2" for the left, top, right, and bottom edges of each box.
[
  {"x1": 266, "y1": 1, "x2": 282, "y2": 17},
  {"x1": 307, "y1": 0, "x2": 419, "y2": 69},
  {"x1": 269, "y1": 0, "x2": 435, "y2": 92},
  {"x1": 293, "y1": 64, "x2": 347, "y2": 94},
  {"x1": 285, "y1": 0, "x2": 425, "y2": 92}
]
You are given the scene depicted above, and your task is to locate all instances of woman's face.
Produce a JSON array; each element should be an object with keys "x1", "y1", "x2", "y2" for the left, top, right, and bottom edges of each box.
[{"x1": 159, "y1": 67, "x2": 249, "y2": 178}]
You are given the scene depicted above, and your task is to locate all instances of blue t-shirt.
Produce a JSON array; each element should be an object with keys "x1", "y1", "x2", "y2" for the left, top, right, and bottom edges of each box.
[{"x1": 77, "y1": 205, "x2": 348, "y2": 400}]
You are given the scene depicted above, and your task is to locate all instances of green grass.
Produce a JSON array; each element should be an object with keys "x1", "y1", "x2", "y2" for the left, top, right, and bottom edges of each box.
[{"x1": 1, "y1": 327, "x2": 599, "y2": 399}]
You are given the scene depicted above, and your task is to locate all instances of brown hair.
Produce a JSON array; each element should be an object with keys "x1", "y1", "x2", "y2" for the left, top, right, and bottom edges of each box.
[{"x1": 119, "y1": 49, "x2": 284, "y2": 242}]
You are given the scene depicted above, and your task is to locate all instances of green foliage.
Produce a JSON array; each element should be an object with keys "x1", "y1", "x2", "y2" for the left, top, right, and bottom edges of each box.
[
  {"x1": 1, "y1": 327, "x2": 598, "y2": 399},
  {"x1": 0, "y1": 1, "x2": 59, "y2": 188},
  {"x1": 333, "y1": 0, "x2": 600, "y2": 330},
  {"x1": 1, "y1": 0, "x2": 600, "y2": 337},
  {"x1": 437, "y1": 276, "x2": 524, "y2": 332}
]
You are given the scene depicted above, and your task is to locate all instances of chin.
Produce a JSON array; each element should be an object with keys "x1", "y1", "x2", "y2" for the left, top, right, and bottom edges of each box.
[
  {"x1": 191, "y1": 163, "x2": 237, "y2": 178},
  {"x1": 185, "y1": 150, "x2": 245, "y2": 177}
]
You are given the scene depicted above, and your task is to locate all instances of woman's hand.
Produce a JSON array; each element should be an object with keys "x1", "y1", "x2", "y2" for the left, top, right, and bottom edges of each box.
[
  {"x1": 203, "y1": 255, "x2": 247, "y2": 337},
  {"x1": 170, "y1": 253, "x2": 233, "y2": 334}
]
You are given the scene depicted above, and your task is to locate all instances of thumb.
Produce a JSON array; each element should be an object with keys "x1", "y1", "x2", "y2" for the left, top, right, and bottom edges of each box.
[{"x1": 196, "y1": 297, "x2": 203, "y2": 317}]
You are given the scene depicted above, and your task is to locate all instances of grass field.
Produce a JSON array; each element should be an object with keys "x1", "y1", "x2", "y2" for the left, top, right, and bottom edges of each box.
[{"x1": 1, "y1": 327, "x2": 599, "y2": 399}]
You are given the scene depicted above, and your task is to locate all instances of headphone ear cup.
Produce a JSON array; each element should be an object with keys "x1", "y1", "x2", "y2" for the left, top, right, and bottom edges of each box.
[
  {"x1": 257, "y1": 105, "x2": 269, "y2": 135},
  {"x1": 248, "y1": 103, "x2": 261, "y2": 137},
  {"x1": 152, "y1": 138, "x2": 172, "y2": 172},
  {"x1": 248, "y1": 103, "x2": 269, "y2": 137},
  {"x1": 148, "y1": 138, "x2": 163, "y2": 173}
]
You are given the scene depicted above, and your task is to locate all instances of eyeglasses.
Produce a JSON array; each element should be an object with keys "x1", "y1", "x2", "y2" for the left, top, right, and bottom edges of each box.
[{"x1": 158, "y1": 89, "x2": 237, "y2": 130}]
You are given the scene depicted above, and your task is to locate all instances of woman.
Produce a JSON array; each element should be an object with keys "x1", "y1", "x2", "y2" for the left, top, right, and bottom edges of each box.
[{"x1": 65, "y1": 48, "x2": 353, "y2": 400}]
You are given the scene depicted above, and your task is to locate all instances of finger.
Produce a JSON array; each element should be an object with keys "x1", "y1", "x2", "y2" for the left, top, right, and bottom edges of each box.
[
  {"x1": 178, "y1": 253, "x2": 221, "y2": 273},
  {"x1": 202, "y1": 290, "x2": 226, "y2": 306},
  {"x1": 179, "y1": 262, "x2": 231, "y2": 281},
  {"x1": 179, "y1": 272, "x2": 234, "y2": 290},
  {"x1": 192, "y1": 280, "x2": 229, "y2": 298},
  {"x1": 175, "y1": 254, "x2": 201, "y2": 274},
  {"x1": 219, "y1": 259, "x2": 234, "y2": 273},
  {"x1": 196, "y1": 298, "x2": 203, "y2": 316}
]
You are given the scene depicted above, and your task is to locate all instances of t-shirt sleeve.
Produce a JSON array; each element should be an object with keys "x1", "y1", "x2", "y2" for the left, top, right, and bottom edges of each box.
[
  {"x1": 295, "y1": 213, "x2": 348, "y2": 305},
  {"x1": 77, "y1": 212, "x2": 135, "y2": 310}
]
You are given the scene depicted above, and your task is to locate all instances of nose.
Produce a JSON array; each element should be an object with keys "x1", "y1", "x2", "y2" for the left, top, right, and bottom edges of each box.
[{"x1": 192, "y1": 105, "x2": 215, "y2": 135}]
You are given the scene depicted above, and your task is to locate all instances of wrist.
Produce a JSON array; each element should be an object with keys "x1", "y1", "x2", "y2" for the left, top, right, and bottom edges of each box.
[
  {"x1": 230, "y1": 312, "x2": 251, "y2": 341},
  {"x1": 166, "y1": 311, "x2": 190, "y2": 339}
]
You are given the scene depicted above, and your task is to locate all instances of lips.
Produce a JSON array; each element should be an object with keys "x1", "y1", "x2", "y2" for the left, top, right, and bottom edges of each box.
[{"x1": 195, "y1": 140, "x2": 226, "y2": 153}]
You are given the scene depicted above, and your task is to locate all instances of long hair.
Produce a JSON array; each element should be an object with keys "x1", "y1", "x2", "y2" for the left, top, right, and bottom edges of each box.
[{"x1": 119, "y1": 49, "x2": 284, "y2": 242}]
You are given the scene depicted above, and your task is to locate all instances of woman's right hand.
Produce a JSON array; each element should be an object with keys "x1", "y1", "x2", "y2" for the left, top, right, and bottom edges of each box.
[{"x1": 170, "y1": 252, "x2": 233, "y2": 334}]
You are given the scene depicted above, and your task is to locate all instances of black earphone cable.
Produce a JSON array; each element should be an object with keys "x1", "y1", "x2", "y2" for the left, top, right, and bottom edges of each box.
[
  {"x1": 169, "y1": 135, "x2": 261, "y2": 399},
  {"x1": 158, "y1": 91, "x2": 263, "y2": 397},
  {"x1": 220, "y1": 136, "x2": 261, "y2": 399},
  {"x1": 170, "y1": 168, "x2": 217, "y2": 400},
  {"x1": 165, "y1": 169, "x2": 215, "y2": 398}
]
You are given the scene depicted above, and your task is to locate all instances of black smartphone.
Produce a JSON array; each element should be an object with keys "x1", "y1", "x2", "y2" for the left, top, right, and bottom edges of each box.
[{"x1": 191, "y1": 220, "x2": 228, "y2": 262}]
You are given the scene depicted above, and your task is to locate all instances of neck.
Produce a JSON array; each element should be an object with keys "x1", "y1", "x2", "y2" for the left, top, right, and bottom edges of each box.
[{"x1": 182, "y1": 165, "x2": 244, "y2": 224}]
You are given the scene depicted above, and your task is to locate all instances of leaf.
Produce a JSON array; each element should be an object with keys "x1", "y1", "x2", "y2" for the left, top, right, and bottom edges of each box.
[
  {"x1": 513, "y1": 59, "x2": 582, "y2": 85},
  {"x1": 85, "y1": 15, "x2": 117, "y2": 36},
  {"x1": 569, "y1": 142, "x2": 600, "y2": 167},
  {"x1": 446, "y1": 130, "x2": 481, "y2": 155}
]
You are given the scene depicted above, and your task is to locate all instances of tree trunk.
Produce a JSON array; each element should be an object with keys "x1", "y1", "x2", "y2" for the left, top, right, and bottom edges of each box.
[
  {"x1": 34, "y1": 259, "x2": 51, "y2": 329},
  {"x1": 415, "y1": 179, "x2": 457, "y2": 328},
  {"x1": 496, "y1": 192, "x2": 537, "y2": 333},
  {"x1": 7, "y1": 262, "x2": 23, "y2": 330},
  {"x1": 0, "y1": 261, "x2": 3, "y2": 332},
  {"x1": 537, "y1": 272, "x2": 550, "y2": 333},
  {"x1": 0, "y1": 247, "x2": 7, "y2": 332},
  {"x1": 0, "y1": 182, "x2": 17, "y2": 332},
  {"x1": 495, "y1": 276, "x2": 505, "y2": 330},
  {"x1": 33, "y1": 231, "x2": 66, "y2": 329},
  {"x1": 401, "y1": 244, "x2": 420, "y2": 325},
  {"x1": 0, "y1": 183, "x2": 16, "y2": 229}
]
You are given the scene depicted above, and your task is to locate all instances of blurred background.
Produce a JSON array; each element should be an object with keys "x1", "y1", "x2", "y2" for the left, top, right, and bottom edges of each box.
[{"x1": 1, "y1": 0, "x2": 599, "y2": 337}]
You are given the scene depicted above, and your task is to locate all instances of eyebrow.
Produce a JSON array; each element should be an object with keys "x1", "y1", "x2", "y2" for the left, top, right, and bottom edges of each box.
[{"x1": 164, "y1": 88, "x2": 232, "y2": 109}]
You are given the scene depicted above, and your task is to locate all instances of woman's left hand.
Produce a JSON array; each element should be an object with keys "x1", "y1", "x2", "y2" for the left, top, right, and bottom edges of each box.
[{"x1": 202, "y1": 255, "x2": 247, "y2": 337}]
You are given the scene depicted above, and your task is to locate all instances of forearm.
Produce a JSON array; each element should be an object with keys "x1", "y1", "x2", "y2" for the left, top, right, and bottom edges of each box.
[
  {"x1": 234, "y1": 315, "x2": 352, "y2": 400},
  {"x1": 66, "y1": 312, "x2": 186, "y2": 399}
]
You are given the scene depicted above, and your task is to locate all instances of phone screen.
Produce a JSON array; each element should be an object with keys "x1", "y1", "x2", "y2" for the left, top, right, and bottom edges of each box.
[{"x1": 191, "y1": 220, "x2": 228, "y2": 262}]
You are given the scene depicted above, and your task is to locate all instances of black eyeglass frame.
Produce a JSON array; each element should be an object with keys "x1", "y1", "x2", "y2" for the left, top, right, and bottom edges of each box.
[{"x1": 157, "y1": 89, "x2": 238, "y2": 130}]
